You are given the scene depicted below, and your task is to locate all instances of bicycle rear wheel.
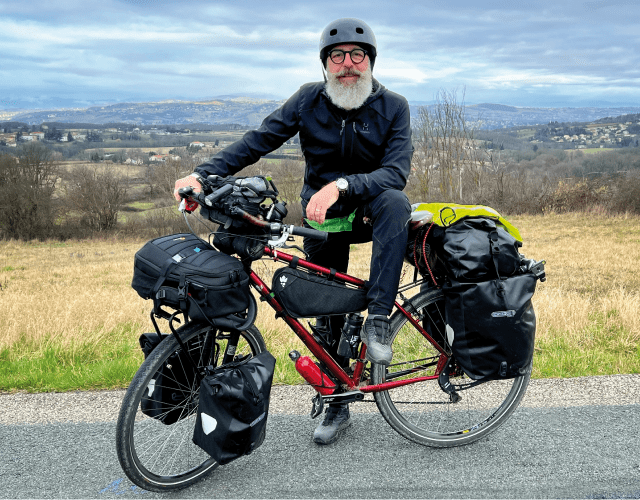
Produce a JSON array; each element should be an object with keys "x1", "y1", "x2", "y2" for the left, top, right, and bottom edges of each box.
[
  {"x1": 372, "y1": 288, "x2": 531, "y2": 447},
  {"x1": 116, "y1": 321, "x2": 266, "y2": 492}
]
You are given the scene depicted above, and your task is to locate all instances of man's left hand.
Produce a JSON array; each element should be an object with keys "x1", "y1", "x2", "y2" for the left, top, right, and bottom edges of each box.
[{"x1": 306, "y1": 182, "x2": 339, "y2": 225}]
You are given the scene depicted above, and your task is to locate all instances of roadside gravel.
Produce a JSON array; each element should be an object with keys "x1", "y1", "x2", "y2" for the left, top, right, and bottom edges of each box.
[{"x1": 1, "y1": 374, "x2": 638, "y2": 425}]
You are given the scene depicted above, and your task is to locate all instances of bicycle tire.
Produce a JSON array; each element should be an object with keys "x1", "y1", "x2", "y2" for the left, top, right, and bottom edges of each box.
[
  {"x1": 116, "y1": 321, "x2": 266, "y2": 493},
  {"x1": 372, "y1": 288, "x2": 531, "y2": 448}
]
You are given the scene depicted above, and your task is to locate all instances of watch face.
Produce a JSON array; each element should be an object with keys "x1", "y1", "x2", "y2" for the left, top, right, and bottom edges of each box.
[{"x1": 336, "y1": 178, "x2": 348, "y2": 191}]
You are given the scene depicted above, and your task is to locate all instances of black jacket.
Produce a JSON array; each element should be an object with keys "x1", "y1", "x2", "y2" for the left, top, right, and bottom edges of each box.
[{"x1": 195, "y1": 79, "x2": 413, "y2": 217}]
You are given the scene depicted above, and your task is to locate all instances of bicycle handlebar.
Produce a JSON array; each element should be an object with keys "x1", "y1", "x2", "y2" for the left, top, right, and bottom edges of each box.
[
  {"x1": 178, "y1": 185, "x2": 328, "y2": 243},
  {"x1": 290, "y1": 225, "x2": 328, "y2": 241}
]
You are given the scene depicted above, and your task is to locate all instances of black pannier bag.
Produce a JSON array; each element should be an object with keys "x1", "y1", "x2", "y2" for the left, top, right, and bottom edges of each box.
[
  {"x1": 193, "y1": 351, "x2": 276, "y2": 465},
  {"x1": 443, "y1": 273, "x2": 538, "y2": 380},
  {"x1": 138, "y1": 333, "x2": 196, "y2": 425},
  {"x1": 271, "y1": 267, "x2": 368, "y2": 318},
  {"x1": 440, "y1": 217, "x2": 522, "y2": 282},
  {"x1": 131, "y1": 233, "x2": 251, "y2": 324}
]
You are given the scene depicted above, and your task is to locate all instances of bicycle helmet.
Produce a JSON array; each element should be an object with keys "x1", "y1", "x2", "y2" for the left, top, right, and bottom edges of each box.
[{"x1": 319, "y1": 18, "x2": 377, "y2": 69}]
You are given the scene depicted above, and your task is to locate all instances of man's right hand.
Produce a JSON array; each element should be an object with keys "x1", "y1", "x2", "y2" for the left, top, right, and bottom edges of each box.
[{"x1": 173, "y1": 173, "x2": 202, "y2": 201}]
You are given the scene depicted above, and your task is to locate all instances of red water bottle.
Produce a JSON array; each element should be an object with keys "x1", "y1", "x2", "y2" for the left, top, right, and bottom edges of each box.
[{"x1": 289, "y1": 350, "x2": 336, "y2": 395}]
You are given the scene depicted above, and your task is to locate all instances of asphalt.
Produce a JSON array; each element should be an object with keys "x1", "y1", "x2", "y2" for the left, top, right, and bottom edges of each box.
[{"x1": 1, "y1": 376, "x2": 639, "y2": 499}]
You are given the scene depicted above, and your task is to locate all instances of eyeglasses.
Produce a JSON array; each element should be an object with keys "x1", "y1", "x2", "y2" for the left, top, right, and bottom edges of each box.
[{"x1": 328, "y1": 48, "x2": 367, "y2": 65}]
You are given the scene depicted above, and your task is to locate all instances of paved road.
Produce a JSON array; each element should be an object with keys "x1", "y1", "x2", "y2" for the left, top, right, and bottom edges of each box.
[{"x1": 1, "y1": 402, "x2": 639, "y2": 498}]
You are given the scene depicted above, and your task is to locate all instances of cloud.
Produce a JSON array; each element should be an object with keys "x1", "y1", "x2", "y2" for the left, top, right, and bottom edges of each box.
[{"x1": 1, "y1": 0, "x2": 639, "y2": 108}]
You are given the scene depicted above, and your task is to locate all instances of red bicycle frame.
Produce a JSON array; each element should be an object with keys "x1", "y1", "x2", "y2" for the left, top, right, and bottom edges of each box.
[{"x1": 250, "y1": 246, "x2": 449, "y2": 394}]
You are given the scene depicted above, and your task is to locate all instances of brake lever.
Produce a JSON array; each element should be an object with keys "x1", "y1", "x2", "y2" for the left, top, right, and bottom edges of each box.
[{"x1": 280, "y1": 242, "x2": 309, "y2": 259}]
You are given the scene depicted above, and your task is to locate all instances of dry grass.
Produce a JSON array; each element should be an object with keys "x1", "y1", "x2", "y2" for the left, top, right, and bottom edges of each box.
[{"x1": 0, "y1": 212, "x2": 639, "y2": 391}]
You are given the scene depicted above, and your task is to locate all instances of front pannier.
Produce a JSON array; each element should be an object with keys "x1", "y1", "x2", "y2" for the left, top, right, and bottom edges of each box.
[
  {"x1": 193, "y1": 351, "x2": 276, "y2": 465},
  {"x1": 271, "y1": 267, "x2": 368, "y2": 318},
  {"x1": 131, "y1": 233, "x2": 252, "y2": 325},
  {"x1": 443, "y1": 273, "x2": 537, "y2": 380}
]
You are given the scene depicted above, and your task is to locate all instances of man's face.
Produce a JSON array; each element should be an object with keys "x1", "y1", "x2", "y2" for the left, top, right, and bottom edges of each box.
[{"x1": 326, "y1": 44, "x2": 370, "y2": 87}]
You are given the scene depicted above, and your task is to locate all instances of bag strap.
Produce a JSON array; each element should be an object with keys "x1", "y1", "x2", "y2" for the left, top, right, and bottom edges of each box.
[
  {"x1": 151, "y1": 257, "x2": 179, "y2": 297},
  {"x1": 328, "y1": 268, "x2": 337, "y2": 281},
  {"x1": 489, "y1": 230, "x2": 503, "y2": 281},
  {"x1": 239, "y1": 368, "x2": 263, "y2": 405},
  {"x1": 289, "y1": 256, "x2": 299, "y2": 269}
]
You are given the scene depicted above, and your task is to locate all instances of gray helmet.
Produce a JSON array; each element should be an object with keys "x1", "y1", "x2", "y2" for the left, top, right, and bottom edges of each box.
[{"x1": 319, "y1": 18, "x2": 377, "y2": 69}]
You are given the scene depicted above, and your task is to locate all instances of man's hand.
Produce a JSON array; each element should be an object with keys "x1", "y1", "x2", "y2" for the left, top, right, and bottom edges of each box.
[
  {"x1": 306, "y1": 182, "x2": 339, "y2": 225},
  {"x1": 173, "y1": 173, "x2": 202, "y2": 201}
]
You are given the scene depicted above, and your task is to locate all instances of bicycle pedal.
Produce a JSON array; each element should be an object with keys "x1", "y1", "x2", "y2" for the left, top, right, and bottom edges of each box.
[{"x1": 310, "y1": 393, "x2": 324, "y2": 419}]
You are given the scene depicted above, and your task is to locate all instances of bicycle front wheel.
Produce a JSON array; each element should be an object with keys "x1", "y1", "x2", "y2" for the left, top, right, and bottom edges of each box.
[
  {"x1": 116, "y1": 321, "x2": 266, "y2": 493},
  {"x1": 372, "y1": 288, "x2": 531, "y2": 448}
]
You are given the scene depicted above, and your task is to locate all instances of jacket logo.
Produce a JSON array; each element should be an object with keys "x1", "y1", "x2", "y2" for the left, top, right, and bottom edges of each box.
[
  {"x1": 279, "y1": 275, "x2": 288, "y2": 288},
  {"x1": 361, "y1": 122, "x2": 370, "y2": 134}
]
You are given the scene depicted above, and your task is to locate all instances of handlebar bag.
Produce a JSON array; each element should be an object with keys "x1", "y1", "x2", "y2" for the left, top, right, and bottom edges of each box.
[
  {"x1": 443, "y1": 272, "x2": 538, "y2": 381},
  {"x1": 138, "y1": 333, "x2": 197, "y2": 425},
  {"x1": 271, "y1": 267, "x2": 368, "y2": 318},
  {"x1": 193, "y1": 350, "x2": 276, "y2": 465},
  {"x1": 132, "y1": 233, "x2": 251, "y2": 322}
]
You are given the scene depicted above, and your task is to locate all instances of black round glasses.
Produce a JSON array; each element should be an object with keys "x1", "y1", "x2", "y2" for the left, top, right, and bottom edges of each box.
[{"x1": 328, "y1": 48, "x2": 367, "y2": 65}]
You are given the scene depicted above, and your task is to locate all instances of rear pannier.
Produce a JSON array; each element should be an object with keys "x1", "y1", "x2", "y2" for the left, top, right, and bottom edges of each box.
[
  {"x1": 132, "y1": 233, "x2": 252, "y2": 325},
  {"x1": 406, "y1": 204, "x2": 545, "y2": 381}
]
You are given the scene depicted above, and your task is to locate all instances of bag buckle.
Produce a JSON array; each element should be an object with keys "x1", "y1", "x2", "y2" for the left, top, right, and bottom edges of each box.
[{"x1": 156, "y1": 289, "x2": 166, "y2": 300}]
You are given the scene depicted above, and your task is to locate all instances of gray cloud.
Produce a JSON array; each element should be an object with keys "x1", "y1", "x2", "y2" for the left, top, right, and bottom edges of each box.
[{"x1": 1, "y1": 0, "x2": 638, "y2": 109}]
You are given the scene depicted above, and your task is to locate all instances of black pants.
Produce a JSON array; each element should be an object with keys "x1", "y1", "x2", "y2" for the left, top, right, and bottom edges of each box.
[{"x1": 302, "y1": 189, "x2": 411, "y2": 350}]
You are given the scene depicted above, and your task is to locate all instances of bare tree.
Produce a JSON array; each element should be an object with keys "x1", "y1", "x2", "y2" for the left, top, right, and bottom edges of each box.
[
  {"x1": 65, "y1": 164, "x2": 128, "y2": 231},
  {"x1": 0, "y1": 144, "x2": 60, "y2": 240},
  {"x1": 145, "y1": 156, "x2": 197, "y2": 199},
  {"x1": 410, "y1": 88, "x2": 479, "y2": 202},
  {"x1": 268, "y1": 159, "x2": 304, "y2": 203}
]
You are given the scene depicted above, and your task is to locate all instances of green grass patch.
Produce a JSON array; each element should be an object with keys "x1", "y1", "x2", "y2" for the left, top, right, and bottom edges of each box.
[
  {"x1": 126, "y1": 201, "x2": 155, "y2": 211},
  {"x1": 580, "y1": 148, "x2": 610, "y2": 154},
  {"x1": 0, "y1": 323, "x2": 144, "y2": 393},
  {"x1": 533, "y1": 311, "x2": 640, "y2": 378}
]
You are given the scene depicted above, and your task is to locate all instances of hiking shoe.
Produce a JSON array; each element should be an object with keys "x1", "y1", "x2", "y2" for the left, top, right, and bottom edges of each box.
[
  {"x1": 313, "y1": 404, "x2": 351, "y2": 445},
  {"x1": 362, "y1": 315, "x2": 393, "y2": 365}
]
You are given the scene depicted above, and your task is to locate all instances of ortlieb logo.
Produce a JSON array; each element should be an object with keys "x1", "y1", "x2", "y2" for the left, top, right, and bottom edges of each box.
[{"x1": 491, "y1": 310, "x2": 516, "y2": 318}]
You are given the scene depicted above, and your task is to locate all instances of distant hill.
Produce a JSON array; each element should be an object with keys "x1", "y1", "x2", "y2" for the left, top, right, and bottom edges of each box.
[
  {"x1": 8, "y1": 98, "x2": 640, "y2": 130},
  {"x1": 470, "y1": 103, "x2": 519, "y2": 113}
]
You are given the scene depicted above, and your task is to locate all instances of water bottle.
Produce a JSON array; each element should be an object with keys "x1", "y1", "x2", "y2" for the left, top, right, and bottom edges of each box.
[
  {"x1": 289, "y1": 350, "x2": 336, "y2": 395},
  {"x1": 336, "y1": 313, "x2": 364, "y2": 358}
]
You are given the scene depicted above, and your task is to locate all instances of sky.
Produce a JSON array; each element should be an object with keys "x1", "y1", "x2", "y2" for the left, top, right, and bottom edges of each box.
[{"x1": 1, "y1": 0, "x2": 639, "y2": 110}]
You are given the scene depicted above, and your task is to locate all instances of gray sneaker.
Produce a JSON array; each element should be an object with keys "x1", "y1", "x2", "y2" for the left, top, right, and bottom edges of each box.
[
  {"x1": 362, "y1": 315, "x2": 393, "y2": 365},
  {"x1": 313, "y1": 404, "x2": 351, "y2": 445}
]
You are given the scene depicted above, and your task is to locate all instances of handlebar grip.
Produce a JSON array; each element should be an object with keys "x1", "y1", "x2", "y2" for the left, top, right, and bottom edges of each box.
[
  {"x1": 204, "y1": 183, "x2": 234, "y2": 206},
  {"x1": 290, "y1": 225, "x2": 328, "y2": 241},
  {"x1": 177, "y1": 186, "x2": 194, "y2": 199}
]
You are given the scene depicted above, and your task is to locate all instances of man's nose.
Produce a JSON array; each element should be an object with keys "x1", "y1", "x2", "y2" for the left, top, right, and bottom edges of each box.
[{"x1": 342, "y1": 53, "x2": 354, "y2": 67}]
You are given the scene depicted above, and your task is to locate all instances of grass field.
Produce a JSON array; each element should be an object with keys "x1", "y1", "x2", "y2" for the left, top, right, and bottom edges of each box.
[{"x1": 1, "y1": 212, "x2": 639, "y2": 392}]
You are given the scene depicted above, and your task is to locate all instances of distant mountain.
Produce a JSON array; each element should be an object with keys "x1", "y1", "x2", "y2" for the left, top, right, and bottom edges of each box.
[{"x1": 8, "y1": 99, "x2": 640, "y2": 130}]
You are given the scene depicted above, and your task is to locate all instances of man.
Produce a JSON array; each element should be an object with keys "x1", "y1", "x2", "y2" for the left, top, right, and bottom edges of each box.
[{"x1": 174, "y1": 18, "x2": 413, "y2": 445}]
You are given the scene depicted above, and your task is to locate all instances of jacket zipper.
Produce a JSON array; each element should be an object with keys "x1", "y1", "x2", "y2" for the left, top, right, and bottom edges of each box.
[
  {"x1": 340, "y1": 119, "x2": 346, "y2": 158},
  {"x1": 351, "y1": 122, "x2": 357, "y2": 158}
]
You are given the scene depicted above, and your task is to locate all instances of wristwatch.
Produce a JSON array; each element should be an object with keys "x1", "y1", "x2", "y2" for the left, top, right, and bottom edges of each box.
[{"x1": 335, "y1": 177, "x2": 349, "y2": 197}]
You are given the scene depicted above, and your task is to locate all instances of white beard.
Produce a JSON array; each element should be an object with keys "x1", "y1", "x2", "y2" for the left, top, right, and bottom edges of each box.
[{"x1": 325, "y1": 66, "x2": 373, "y2": 110}]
